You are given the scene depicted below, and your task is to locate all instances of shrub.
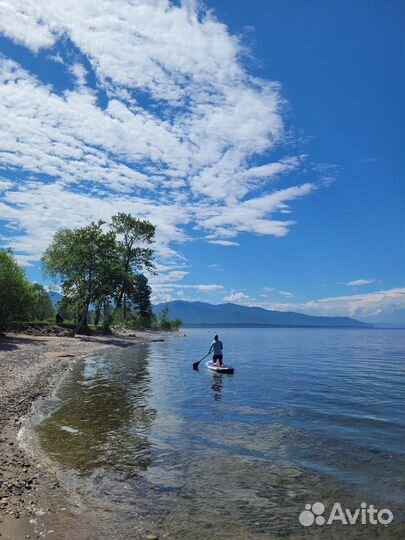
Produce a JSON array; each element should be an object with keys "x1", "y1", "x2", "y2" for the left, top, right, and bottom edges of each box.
[{"x1": 0, "y1": 250, "x2": 36, "y2": 332}]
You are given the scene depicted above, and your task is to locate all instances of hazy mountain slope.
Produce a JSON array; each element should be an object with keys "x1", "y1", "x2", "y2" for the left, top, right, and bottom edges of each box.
[{"x1": 153, "y1": 300, "x2": 370, "y2": 327}]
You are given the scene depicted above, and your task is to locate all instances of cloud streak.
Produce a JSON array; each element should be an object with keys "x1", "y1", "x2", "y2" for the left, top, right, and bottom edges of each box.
[
  {"x1": 258, "y1": 288, "x2": 405, "y2": 323},
  {"x1": 340, "y1": 279, "x2": 377, "y2": 287},
  {"x1": 0, "y1": 0, "x2": 323, "y2": 289},
  {"x1": 223, "y1": 291, "x2": 251, "y2": 304}
]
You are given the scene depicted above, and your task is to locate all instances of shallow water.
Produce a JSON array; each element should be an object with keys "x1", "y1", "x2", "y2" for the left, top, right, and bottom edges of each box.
[{"x1": 32, "y1": 329, "x2": 404, "y2": 539}]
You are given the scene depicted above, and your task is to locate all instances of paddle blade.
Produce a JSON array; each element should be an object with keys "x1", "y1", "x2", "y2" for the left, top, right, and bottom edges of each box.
[{"x1": 192, "y1": 362, "x2": 200, "y2": 370}]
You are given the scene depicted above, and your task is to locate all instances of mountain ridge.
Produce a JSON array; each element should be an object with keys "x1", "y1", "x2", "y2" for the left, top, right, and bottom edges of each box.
[{"x1": 153, "y1": 300, "x2": 372, "y2": 328}]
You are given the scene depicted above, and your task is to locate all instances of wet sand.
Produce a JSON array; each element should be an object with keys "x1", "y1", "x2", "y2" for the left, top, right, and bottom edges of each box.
[{"x1": 0, "y1": 330, "x2": 166, "y2": 540}]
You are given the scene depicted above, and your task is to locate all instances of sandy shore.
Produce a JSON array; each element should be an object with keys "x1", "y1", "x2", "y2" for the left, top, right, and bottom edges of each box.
[{"x1": 0, "y1": 330, "x2": 166, "y2": 540}]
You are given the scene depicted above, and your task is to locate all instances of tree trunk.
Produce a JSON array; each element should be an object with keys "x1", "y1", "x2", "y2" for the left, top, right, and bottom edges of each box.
[
  {"x1": 116, "y1": 283, "x2": 126, "y2": 309},
  {"x1": 94, "y1": 303, "x2": 101, "y2": 327},
  {"x1": 74, "y1": 305, "x2": 89, "y2": 334},
  {"x1": 116, "y1": 261, "x2": 130, "y2": 308}
]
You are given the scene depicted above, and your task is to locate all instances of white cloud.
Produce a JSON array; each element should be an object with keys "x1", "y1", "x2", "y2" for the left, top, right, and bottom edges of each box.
[
  {"x1": 47, "y1": 53, "x2": 64, "y2": 64},
  {"x1": 153, "y1": 270, "x2": 190, "y2": 283},
  {"x1": 150, "y1": 280, "x2": 225, "y2": 304},
  {"x1": 151, "y1": 291, "x2": 175, "y2": 304},
  {"x1": 0, "y1": 0, "x2": 322, "y2": 285},
  {"x1": 223, "y1": 291, "x2": 251, "y2": 304},
  {"x1": 148, "y1": 263, "x2": 224, "y2": 296},
  {"x1": 69, "y1": 63, "x2": 87, "y2": 87},
  {"x1": 150, "y1": 282, "x2": 224, "y2": 293},
  {"x1": 0, "y1": 179, "x2": 13, "y2": 191},
  {"x1": 279, "y1": 290, "x2": 294, "y2": 297},
  {"x1": 258, "y1": 288, "x2": 405, "y2": 323},
  {"x1": 198, "y1": 183, "x2": 315, "y2": 239},
  {"x1": 340, "y1": 279, "x2": 377, "y2": 287},
  {"x1": 192, "y1": 284, "x2": 224, "y2": 292},
  {"x1": 360, "y1": 157, "x2": 377, "y2": 164},
  {"x1": 207, "y1": 240, "x2": 240, "y2": 246},
  {"x1": 242, "y1": 155, "x2": 305, "y2": 180},
  {"x1": 0, "y1": 181, "x2": 191, "y2": 263},
  {"x1": 151, "y1": 282, "x2": 224, "y2": 293},
  {"x1": 151, "y1": 285, "x2": 405, "y2": 324},
  {"x1": 13, "y1": 254, "x2": 37, "y2": 267},
  {"x1": 0, "y1": 2, "x2": 57, "y2": 52}
]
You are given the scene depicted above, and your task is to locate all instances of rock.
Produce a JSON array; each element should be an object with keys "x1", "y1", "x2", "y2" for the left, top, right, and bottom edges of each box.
[{"x1": 146, "y1": 535, "x2": 159, "y2": 540}]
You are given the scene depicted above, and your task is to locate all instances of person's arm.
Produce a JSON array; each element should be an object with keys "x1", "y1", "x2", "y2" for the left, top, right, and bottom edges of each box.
[{"x1": 208, "y1": 343, "x2": 213, "y2": 353}]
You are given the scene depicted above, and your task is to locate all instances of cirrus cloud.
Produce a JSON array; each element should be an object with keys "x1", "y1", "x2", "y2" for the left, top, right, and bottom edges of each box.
[
  {"x1": 259, "y1": 288, "x2": 405, "y2": 324},
  {"x1": 0, "y1": 0, "x2": 324, "y2": 281},
  {"x1": 223, "y1": 291, "x2": 251, "y2": 304},
  {"x1": 340, "y1": 279, "x2": 377, "y2": 287}
]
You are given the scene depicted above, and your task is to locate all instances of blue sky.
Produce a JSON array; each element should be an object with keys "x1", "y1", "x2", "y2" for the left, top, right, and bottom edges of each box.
[{"x1": 0, "y1": 0, "x2": 404, "y2": 323}]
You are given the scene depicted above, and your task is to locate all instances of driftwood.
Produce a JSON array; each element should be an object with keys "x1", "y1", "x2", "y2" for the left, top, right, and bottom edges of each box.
[{"x1": 17, "y1": 393, "x2": 41, "y2": 405}]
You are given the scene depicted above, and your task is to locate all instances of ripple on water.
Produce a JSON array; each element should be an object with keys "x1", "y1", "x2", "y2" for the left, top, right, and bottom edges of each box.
[{"x1": 30, "y1": 329, "x2": 405, "y2": 539}]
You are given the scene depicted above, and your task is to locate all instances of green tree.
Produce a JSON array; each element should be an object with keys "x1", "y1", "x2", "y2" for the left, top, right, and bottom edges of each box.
[
  {"x1": 158, "y1": 305, "x2": 172, "y2": 330},
  {"x1": 111, "y1": 213, "x2": 155, "y2": 318},
  {"x1": 55, "y1": 302, "x2": 76, "y2": 323},
  {"x1": 32, "y1": 283, "x2": 55, "y2": 321},
  {"x1": 0, "y1": 250, "x2": 36, "y2": 332},
  {"x1": 42, "y1": 222, "x2": 118, "y2": 334},
  {"x1": 172, "y1": 318, "x2": 182, "y2": 330},
  {"x1": 130, "y1": 274, "x2": 152, "y2": 319}
]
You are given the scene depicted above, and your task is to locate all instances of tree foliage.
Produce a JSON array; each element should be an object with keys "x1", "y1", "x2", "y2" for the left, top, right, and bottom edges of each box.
[
  {"x1": 111, "y1": 213, "x2": 155, "y2": 315},
  {"x1": 41, "y1": 214, "x2": 156, "y2": 333},
  {"x1": 0, "y1": 250, "x2": 36, "y2": 331},
  {"x1": 172, "y1": 318, "x2": 182, "y2": 330},
  {"x1": 31, "y1": 283, "x2": 55, "y2": 321},
  {"x1": 152, "y1": 305, "x2": 182, "y2": 331},
  {"x1": 130, "y1": 274, "x2": 152, "y2": 318},
  {"x1": 157, "y1": 305, "x2": 172, "y2": 330}
]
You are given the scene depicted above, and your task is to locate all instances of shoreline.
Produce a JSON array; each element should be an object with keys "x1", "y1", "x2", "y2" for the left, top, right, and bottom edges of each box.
[{"x1": 0, "y1": 330, "x2": 168, "y2": 540}]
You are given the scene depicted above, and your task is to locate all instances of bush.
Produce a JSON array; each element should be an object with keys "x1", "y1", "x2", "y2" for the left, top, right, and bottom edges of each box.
[
  {"x1": 112, "y1": 307, "x2": 125, "y2": 326},
  {"x1": 154, "y1": 305, "x2": 182, "y2": 330},
  {"x1": 0, "y1": 250, "x2": 36, "y2": 332},
  {"x1": 31, "y1": 283, "x2": 55, "y2": 321}
]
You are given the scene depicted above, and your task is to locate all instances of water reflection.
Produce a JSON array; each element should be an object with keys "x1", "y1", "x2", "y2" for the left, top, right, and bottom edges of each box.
[
  {"x1": 211, "y1": 372, "x2": 224, "y2": 401},
  {"x1": 32, "y1": 329, "x2": 405, "y2": 540},
  {"x1": 38, "y1": 346, "x2": 156, "y2": 473}
]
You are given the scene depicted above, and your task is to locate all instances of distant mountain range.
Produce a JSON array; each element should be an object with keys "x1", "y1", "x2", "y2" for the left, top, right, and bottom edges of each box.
[
  {"x1": 50, "y1": 293, "x2": 374, "y2": 328},
  {"x1": 153, "y1": 300, "x2": 372, "y2": 328}
]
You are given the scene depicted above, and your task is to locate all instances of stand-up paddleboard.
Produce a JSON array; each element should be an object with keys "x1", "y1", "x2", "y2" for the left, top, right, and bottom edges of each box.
[{"x1": 206, "y1": 361, "x2": 234, "y2": 374}]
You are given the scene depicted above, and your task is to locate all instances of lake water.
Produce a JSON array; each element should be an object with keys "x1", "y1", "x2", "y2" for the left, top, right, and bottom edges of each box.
[{"x1": 30, "y1": 329, "x2": 404, "y2": 539}]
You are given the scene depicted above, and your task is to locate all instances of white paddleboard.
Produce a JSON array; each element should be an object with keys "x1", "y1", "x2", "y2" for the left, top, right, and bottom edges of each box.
[{"x1": 206, "y1": 361, "x2": 234, "y2": 374}]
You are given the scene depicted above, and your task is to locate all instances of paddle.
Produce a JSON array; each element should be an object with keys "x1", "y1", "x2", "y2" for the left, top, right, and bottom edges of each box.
[{"x1": 193, "y1": 351, "x2": 210, "y2": 370}]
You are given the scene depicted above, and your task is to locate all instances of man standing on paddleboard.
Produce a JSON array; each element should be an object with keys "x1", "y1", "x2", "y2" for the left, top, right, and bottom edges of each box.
[{"x1": 209, "y1": 335, "x2": 223, "y2": 366}]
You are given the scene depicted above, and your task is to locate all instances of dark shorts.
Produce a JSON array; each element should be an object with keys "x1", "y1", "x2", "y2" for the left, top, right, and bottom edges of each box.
[{"x1": 213, "y1": 354, "x2": 223, "y2": 365}]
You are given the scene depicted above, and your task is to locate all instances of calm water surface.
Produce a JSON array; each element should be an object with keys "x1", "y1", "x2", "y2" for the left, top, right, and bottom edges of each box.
[{"x1": 32, "y1": 329, "x2": 404, "y2": 539}]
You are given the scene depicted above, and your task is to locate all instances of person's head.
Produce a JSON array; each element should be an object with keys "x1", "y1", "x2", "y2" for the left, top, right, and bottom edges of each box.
[{"x1": 214, "y1": 334, "x2": 218, "y2": 341}]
